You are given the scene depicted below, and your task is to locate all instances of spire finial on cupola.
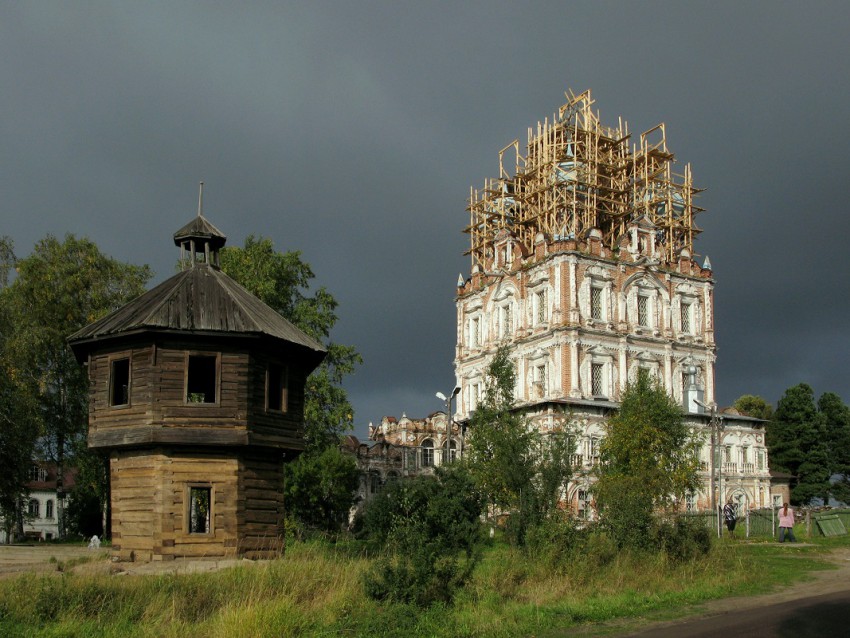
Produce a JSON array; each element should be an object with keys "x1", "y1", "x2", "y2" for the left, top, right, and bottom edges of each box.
[{"x1": 174, "y1": 184, "x2": 227, "y2": 270}]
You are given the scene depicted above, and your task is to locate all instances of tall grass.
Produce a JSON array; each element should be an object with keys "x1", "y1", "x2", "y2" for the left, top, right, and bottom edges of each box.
[{"x1": 0, "y1": 535, "x2": 842, "y2": 637}]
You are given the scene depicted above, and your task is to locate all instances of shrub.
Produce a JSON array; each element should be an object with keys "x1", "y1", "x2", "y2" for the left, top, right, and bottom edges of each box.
[
  {"x1": 653, "y1": 516, "x2": 712, "y2": 562},
  {"x1": 284, "y1": 446, "x2": 359, "y2": 534},
  {"x1": 361, "y1": 464, "x2": 484, "y2": 606},
  {"x1": 524, "y1": 514, "x2": 587, "y2": 566}
]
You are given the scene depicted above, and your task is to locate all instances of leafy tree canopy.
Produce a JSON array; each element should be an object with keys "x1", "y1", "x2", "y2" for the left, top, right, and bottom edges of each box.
[
  {"x1": 465, "y1": 345, "x2": 536, "y2": 512},
  {"x1": 594, "y1": 371, "x2": 700, "y2": 547},
  {"x1": 768, "y1": 383, "x2": 834, "y2": 505},
  {"x1": 220, "y1": 236, "x2": 361, "y2": 452},
  {"x1": 465, "y1": 344, "x2": 573, "y2": 545},
  {"x1": 733, "y1": 395, "x2": 774, "y2": 421},
  {"x1": 283, "y1": 446, "x2": 359, "y2": 533},
  {"x1": 361, "y1": 464, "x2": 484, "y2": 606},
  {"x1": 1, "y1": 234, "x2": 151, "y2": 536}
]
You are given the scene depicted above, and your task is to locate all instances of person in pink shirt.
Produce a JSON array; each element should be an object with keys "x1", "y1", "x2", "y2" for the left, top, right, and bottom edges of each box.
[{"x1": 778, "y1": 502, "x2": 796, "y2": 542}]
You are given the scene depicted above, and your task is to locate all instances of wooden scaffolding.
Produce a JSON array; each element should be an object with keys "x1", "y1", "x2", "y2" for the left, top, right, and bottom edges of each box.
[{"x1": 465, "y1": 90, "x2": 704, "y2": 269}]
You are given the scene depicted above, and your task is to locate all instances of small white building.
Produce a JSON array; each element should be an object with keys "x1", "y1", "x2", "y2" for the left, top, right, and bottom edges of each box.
[{"x1": 0, "y1": 463, "x2": 74, "y2": 543}]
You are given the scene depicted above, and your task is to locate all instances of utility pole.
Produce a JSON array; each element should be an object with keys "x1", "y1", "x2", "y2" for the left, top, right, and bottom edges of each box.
[
  {"x1": 697, "y1": 398, "x2": 725, "y2": 537},
  {"x1": 436, "y1": 386, "x2": 461, "y2": 463}
]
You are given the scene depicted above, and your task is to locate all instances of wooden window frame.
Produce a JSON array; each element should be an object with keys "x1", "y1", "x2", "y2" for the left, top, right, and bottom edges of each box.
[
  {"x1": 266, "y1": 362, "x2": 289, "y2": 413},
  {"x1": 421, "y1": 439, "x2": 435, "y2": 467},
  {"x1": 184, "y1": 352, "x2": 221, "y2": 405},
  {"x1": 186, "y1": 484, "x2": 214, "y2": 535},
  {"x1": 108, "y1": 355, "x2": 131, "y2": 408}
]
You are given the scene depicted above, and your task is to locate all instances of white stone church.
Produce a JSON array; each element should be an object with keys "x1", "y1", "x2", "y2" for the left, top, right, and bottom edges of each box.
[{"x1": 364, "y1": 90, "x2": 784, "y2": 516}]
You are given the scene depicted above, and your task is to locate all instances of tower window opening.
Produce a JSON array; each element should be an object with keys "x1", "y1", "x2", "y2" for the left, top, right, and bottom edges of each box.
[
  {"x1": 536, "y1": 290, "x2": 547, "y2": 324},
  {"x1": 681, "y1": 301, "x2": 692, "y2": 334},
  {"x1": 187, "y1": 354, "x2": 218, "y2": 403},
  {"x1": 109, "y1": 357, "x2": 130, "y2": 406},
  {"x1": 591, "y1": 362, "x2": 605, "y2": 397},
  {"x1": 188, "y1": 486, "x2": 212, "y2": 534},
  {"x1": 267, "y1": 363, "x2": 288, "y2": 412}
]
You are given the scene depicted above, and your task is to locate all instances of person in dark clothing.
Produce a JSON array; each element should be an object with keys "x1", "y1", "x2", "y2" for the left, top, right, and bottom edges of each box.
[{"x1": 723, "y1": 498, "x2": 737, "y2": 537}]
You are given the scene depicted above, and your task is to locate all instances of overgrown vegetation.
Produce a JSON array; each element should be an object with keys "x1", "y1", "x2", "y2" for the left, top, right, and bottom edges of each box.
[
  {"x1": 465, "y1": 345, "x2": 574, "y2": 546},
  {"x1": 594, "y1": 370, "x2": 702, "y2": 554},
  {"x1": 0, "y1": 533, "x2": 842, "y2": 637},
  {"x1": 360, "y1": 464, "x2": 484, "y2": 606}
]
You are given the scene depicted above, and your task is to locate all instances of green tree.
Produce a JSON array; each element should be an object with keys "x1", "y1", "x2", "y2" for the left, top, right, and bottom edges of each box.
[
  {"x1": 817, "y1": 392, "x2": 850, "y2": 504},
  {"x1": 0, "y1": 360, "x2": 40, "y2": 542},
  {"x1": 2, "y1": 234, "x2": 151, "y2": 537},
  {"x1": 0, "y1": 235, "x2": 14, "y2": 288},
  {"x1": 820, "y1": 392, "x2": 850, "y2": 505},
  {"x1": 283, "y1": 446, "x2": 359, "y2": 533},
  {"x1": 219, "y1": 236, "x2": 362, "y2": 531},
  {"x1": 465, "y1": 344, "x2": 573, "y2": 545},
  {"x1": 733, "y1": 395, "x2": 774, "y2": 421},
  {"x1": 0, "y1": 236, "x2": 39, "y2": 541},
  {"x1": 362, "y1": 464, "x2": 484, "y2": 606},
  {"x1": 768, "y1": 383, "x2": 831, "y2": 505},
  {"x1": 219, "y1": 235, "x2": 361, "y2": 451},
  {"x1": 594, "y1": 371, "x2": 700, "y2": 549}
]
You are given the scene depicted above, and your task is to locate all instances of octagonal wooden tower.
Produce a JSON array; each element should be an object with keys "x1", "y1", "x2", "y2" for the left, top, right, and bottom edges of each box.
[{"x1": 69, "y1": 206, "x2": 325, "y2": 561}]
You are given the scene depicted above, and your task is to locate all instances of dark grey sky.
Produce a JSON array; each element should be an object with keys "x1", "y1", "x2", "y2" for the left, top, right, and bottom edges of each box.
[{"x1": 3, "y1": 2, "x2": 849, "y2": 435}]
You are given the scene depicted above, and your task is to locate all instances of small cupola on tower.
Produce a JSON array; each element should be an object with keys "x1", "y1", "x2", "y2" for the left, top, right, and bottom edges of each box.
[{"x1": 173, "y1": 182, "x2": 227, "y2": 269}]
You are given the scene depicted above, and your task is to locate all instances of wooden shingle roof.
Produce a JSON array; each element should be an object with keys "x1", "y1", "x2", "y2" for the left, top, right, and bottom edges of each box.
[
  {"x1": 173, "y1": 215, "x2": 227, "y2": 250},
  {"x1": 68, "y1": 263, "x2": 326, "y2": 364}
]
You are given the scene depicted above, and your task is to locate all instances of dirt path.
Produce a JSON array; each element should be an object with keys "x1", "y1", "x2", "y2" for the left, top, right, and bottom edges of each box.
[
  {"x1": 577, "y1": 545, "x2": 850, "y2": 637},
  {"x1": 0, "y1": 544, "x2": 107, "y2": 578}
]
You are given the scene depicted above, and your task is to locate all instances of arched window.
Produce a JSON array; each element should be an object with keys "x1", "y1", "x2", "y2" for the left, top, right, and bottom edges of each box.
[
  {"x1": 45, "y1": 500, "x2": 54, "y2": 519},
  {"x1": 421, "y1": 439, "x2": 434, "y2": 467},
  {"x1": 28, "y1": 499, "x2": 40, "y2": 518}
]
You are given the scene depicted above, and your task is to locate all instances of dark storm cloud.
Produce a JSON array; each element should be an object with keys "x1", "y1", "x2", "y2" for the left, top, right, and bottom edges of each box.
[{"x1": 2, "y1": 2, "x2": 849, "y2": 434}]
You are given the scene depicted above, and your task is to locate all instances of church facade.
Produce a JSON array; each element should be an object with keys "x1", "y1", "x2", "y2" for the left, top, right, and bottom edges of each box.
[{"x1": 451, "y1": 90, "x2": 776, "y2": 515}]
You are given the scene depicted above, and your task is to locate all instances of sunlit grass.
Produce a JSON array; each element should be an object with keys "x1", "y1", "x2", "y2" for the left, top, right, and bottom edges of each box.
[{"x1": 0, "y1": 533, "x2": 845, "y2": 637}]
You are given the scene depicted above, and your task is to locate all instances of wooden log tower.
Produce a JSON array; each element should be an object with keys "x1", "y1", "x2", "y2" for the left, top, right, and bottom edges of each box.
[{"x1": 69, "y1": 193, "x2": 325, "y2": 561}]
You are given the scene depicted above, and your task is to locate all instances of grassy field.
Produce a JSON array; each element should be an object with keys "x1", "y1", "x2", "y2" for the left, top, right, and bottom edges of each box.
[{"x1": 0, "y1": 525, "x2": 842, "y2": 638}]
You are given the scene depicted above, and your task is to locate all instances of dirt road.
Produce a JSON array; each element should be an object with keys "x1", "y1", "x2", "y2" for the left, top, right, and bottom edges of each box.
[
  {"x1": 0, "y1": 544, "x2": 106, "y2": 577},
  {"x1": 616, "y1": 546, "x2": 850, "y2": 637}
]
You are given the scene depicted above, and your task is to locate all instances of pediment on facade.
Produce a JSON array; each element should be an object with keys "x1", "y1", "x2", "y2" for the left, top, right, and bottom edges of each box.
[
  {"x1": 582, "y1": 343, "x2": 615, "y2": 357},
  {"x1": 465, "y1": 298, "x2": 484, "y2": 312},
  {"x1": 629, "y1": 214, "x2": 657, "y2": 230},
  {"x1": 584, "y1": 265, "x2": 613, "y2": 281},
  {"x1": 623, "y1": 271, "x2": 667, "y2": 294},
  {"x1": 492, "y1": 281, "x2": 517, "y2": 302},
  {"x1": 675, "y1": 282, "x2": 699, "y2": 297},
  {"x1": 526, "y1": 347, "x2": 549, "y2": 362},
  {"x1": 527, "y1": 269, "x2": 549, "y2": 288},
  {"x1": 630, "y1": 350, "x2": 662, "y2": 363}
]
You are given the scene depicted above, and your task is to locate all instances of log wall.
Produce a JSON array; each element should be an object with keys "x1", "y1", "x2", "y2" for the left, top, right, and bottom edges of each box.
[{"x1": 110, "y1": 448, "x2": 285, "y2": 561}]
